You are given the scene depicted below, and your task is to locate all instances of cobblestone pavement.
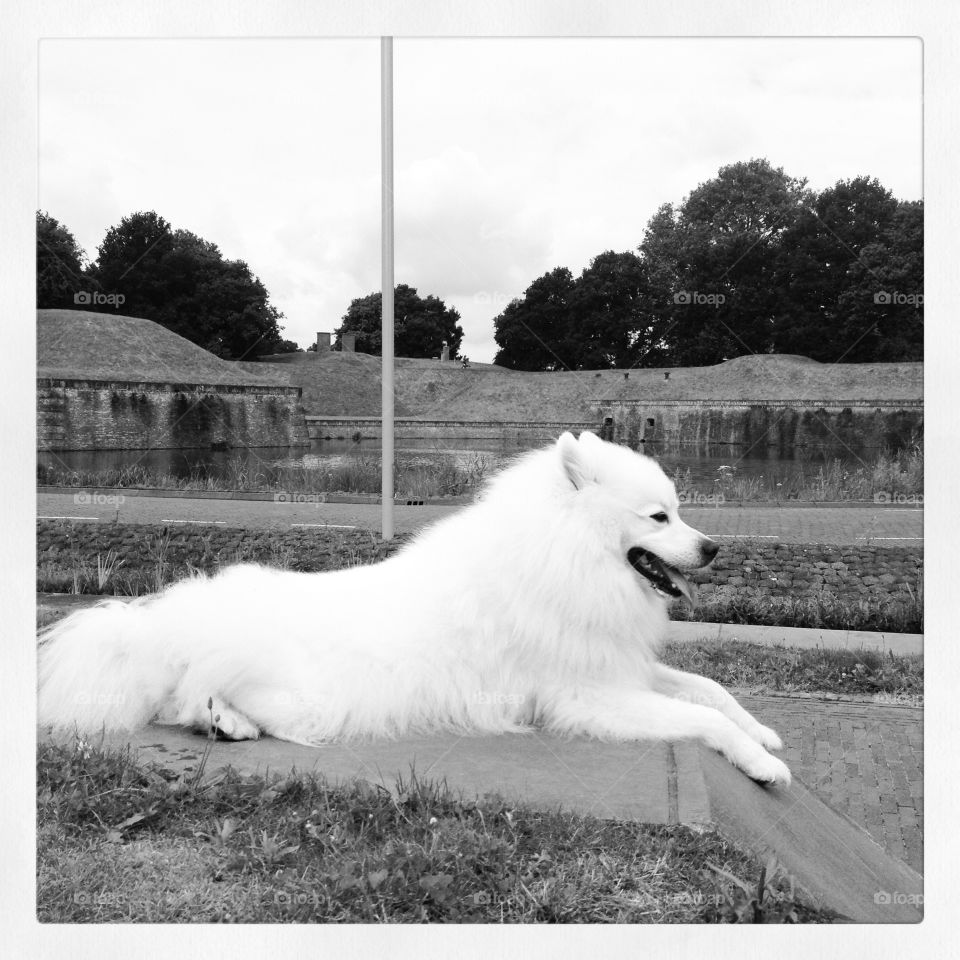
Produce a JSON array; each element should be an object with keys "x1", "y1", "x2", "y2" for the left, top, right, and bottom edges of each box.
[
  {"x1": 37, "y1": 492, "x2": 923, "y2": 545},
  {"x1": 738, "y1": 694, "x2": 923, "y2": 873}
]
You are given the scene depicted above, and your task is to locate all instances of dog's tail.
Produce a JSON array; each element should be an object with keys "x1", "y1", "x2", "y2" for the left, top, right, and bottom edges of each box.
[{"x1": 38, "y1": 600, "x2": 177, "y2": 734}]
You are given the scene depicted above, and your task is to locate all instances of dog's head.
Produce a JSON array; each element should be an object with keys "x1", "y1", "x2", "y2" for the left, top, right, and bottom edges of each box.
[{"x1": 557, "y1": 431, "x2": 719, "y2": 607}]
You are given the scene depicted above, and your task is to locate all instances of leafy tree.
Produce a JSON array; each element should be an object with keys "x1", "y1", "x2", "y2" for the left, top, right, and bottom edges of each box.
[
  {"x1": 493, "y1": 267, "x2": 577, "y2": 370},
  {"x1": 335, "y1": 284, "x2": 464, "y2": 358},
  {"x1": 640, "y1": 159, "x2": 810, "y2": 365},
  {"x1": 36, "y1": 211, "x2": 89, "y2": 308},
  {"x1": 87, "y1": 211, "x2": 287, "y2": 359},
  {"x1": 565, "y1": 251, "x2": 657, "y2": 369},
  {"x1": 833, "y1": 197, "x2": 923, "y2": 362},
  {"x1": 771, "y1": 178, "x2": 920, "y2": 361}
]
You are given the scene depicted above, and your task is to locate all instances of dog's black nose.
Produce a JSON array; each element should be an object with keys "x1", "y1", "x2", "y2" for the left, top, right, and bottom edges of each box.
[{"x1": 700, "y1": 539, "x2": 720, "y2": 562}]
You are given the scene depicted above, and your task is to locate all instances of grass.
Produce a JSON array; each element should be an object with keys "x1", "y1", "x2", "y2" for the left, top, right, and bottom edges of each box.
[
  {"x1": 672, "y1": 440, "x2": 923, "y2": 503},
  {"x1": 670, "y1": 578, "x2": 923, "y2": 634},
  {"x1": 661, "y1": 639, "x2": 922, "y2": 702},
  {"x1": 37, "y1": 738, "x2": 834, "y2": 924},
  {"x1": 37, "y1": 309, "x2": 290, "y2": 386},
  {"x1": 38, "y1": 441, "x2": 922, "y2": 503},
  {"x1": 37, "y1": 450, "x2": 490, "y2": 500}
]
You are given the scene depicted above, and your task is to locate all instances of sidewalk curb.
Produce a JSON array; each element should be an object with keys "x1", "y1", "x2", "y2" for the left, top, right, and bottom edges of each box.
[
  {"x1": 37, "y1": 485, "x2": 472, "y2": 507},
  {"x1": 37, "y1": 485, "x2": 923, "y2": 511},
  {"x1": 669, "y1": 620, "x2": 922, "y2": 656}
]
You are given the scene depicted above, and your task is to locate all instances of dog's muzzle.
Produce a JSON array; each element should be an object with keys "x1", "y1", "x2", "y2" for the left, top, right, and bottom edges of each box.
[{"x1": 627, "y1": 547, "x2": 698, "y2": 607}]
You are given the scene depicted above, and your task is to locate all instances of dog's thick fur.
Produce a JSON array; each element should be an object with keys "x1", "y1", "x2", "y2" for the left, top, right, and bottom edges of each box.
[{"x1": 38, "y1": 432, "x2": 790, "y2": 785}]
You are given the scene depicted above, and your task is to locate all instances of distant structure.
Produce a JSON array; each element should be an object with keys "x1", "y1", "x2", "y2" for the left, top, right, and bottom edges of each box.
[
  {"x1": 440, "y1": 341, "x2": 450, "y2": 363},
  {"x1": 316, "y1": 332, "x2": 331, "y2": 353},
  {"x1": 342, "y1": 332, "x2": 357, "y2": 353}
]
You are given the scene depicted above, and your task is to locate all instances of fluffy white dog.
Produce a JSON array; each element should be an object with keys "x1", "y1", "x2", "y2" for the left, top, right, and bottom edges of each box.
[{"x1": 38, "y1": 432, "x2": 790, "y2": 785}]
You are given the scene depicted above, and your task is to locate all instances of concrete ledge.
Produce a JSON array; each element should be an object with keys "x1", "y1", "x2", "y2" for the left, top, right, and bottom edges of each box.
[
  {"x1": 669, "y1": 620, "x2": 922, "y2": 656},
  {"x1": 698, "y1": 745, "x2": 922, "y2": 922}
]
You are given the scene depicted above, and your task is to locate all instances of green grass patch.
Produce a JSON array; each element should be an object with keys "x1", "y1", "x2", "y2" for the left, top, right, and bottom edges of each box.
[
  {"x1": 671, "y1": 585, "x2": 922, "y2": 634},
  {"x1": 672, "y1": 441, "x2": 923, "y2": 504},
  {"x1": 37, "y1": 451, "x2": 489, "y2": 500},
  {"x1": 37, "y1": 739, "x2": 835, "y2": 924},
  {"x1": 661, "y1": 639, "x2": 922, "y2": 700}
]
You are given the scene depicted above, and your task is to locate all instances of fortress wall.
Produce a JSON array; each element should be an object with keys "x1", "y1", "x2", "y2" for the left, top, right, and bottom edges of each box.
[
  {"x1": 600, "y1": 400, "x2": 923, "y2": 449},
  {"x1": 37, "y1": 378, "x2": 309, "y2": 451}
]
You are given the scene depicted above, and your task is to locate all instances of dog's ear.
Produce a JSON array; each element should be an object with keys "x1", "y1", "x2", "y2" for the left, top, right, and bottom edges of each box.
[
  {"x1": 578, "y1": 431, "x2": 604, "y2": 449},
  {"x1": 558, "y1": 432, "x2": 594, "y2": 489}
]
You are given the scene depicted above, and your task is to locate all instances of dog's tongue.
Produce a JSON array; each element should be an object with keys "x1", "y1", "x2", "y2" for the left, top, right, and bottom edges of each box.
[{"x1": 649, "y1": 555, "x2": 698, "y2": 609}]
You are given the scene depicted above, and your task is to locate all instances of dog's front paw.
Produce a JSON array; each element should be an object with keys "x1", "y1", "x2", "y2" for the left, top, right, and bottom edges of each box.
[
  {"x1": 749, "y1": 722, "x2": 783, "y2": 752},
  {"x1": 742, "y1": 751, "x2": 791, "y2": 787}
]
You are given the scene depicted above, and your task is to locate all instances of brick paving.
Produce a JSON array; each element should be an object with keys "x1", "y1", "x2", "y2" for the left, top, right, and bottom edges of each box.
[{"x1": 738, "y1": 694, "x2": 923, "y2": 872}]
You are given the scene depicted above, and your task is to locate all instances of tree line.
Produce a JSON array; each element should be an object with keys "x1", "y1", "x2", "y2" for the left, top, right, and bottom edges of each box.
[
  {"x1": 37, "y1": 158, "x2": 922, "y2": 367},
  {"x1": 493, "y1": 159, "x2": 922, "y2": 369},
  {"x1": 37, "y1": 210, "x2": 297, "y2": 360}
]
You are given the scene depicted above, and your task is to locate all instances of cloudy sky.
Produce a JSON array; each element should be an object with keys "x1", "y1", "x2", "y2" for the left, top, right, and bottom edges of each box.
[{"x1": 39, "y1": 37, "x2": 922, "y2": 362}]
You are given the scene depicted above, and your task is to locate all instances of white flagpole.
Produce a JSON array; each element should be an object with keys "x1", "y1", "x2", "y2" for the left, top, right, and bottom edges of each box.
[{"x1": 381, "y1": 36, "x2": 395, "y2": 540}]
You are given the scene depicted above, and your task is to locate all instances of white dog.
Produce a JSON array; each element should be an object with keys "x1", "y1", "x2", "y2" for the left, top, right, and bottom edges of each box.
[{"x1": 38, "y1": 432, "x2": 790, "y2": 785}]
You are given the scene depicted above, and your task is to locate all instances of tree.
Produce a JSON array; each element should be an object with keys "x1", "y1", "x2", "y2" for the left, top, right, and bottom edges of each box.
[
  {"x1": 565, "y1": 251, "x2": 657, "y2": 369},
  {"x1": 640, "y1": 159, "x2": 810, "y2": 365},
  {"x1": 87, "y1": 211, "x2": 287, "y2": 359},
  {"x1": 833, "y1": 197, "x2": 923, "y2": 362},
  {"x1": 36, "y1": 211, "x2": 89, "y2": 308},
  {"x1": 335, "y1": 284, "x2": 464, "y2": 358},
  {"x1": 770, "y1": 178, "x2": 921, "y2": 361},
  {"x1": 493, "y1": 267, "x2": 577, "y2": 370}
]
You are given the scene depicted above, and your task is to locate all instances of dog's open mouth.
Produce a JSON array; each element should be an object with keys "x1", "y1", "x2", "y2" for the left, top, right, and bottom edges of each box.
[{"x1": 627, "y1": 547, "x2": 697, "y2": 608}]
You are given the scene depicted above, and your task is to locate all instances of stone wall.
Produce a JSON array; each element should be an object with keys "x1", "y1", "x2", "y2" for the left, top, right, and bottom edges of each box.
[
  {"x1": 603, "y1": 400, "x2": 923, "y2": 449},
  {"x1": 37, "y1": 378, "x2": 309, "y2": 451},
  {"x1": 305, "y1": 416, "x2": 595, "y2": 442}
]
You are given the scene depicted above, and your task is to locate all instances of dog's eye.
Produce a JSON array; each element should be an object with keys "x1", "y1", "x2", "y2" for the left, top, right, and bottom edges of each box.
[{"x1": 650, "y1": 512, "x2": 669, "y2": 523}]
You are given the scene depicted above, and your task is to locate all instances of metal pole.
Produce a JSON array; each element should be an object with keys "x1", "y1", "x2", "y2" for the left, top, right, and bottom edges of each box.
[{"x1": 381, "y1": 36, "x2": 395, "y2": 540}]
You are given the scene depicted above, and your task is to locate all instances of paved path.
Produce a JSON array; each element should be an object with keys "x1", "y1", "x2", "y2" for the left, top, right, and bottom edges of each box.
[
  {"x1": 740, "y1": 694, "x2": 923, "y2": 873},
  {"x1": 37, "y1": 492, "x2": 923, "y2": 545}
]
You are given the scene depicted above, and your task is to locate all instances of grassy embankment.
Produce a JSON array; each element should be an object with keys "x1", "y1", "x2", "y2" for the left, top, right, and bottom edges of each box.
[{"x1": 37, "y1": 737, "x2": 834, "y2": 924}]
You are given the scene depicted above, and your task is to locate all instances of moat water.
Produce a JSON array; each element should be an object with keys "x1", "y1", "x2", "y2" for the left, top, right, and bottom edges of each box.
[{"x1": 38, "y1": 436, "x2": 903, "y2": 491}]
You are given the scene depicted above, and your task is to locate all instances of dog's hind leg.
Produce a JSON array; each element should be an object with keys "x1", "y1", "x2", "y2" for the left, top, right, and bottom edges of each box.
[
  {"x1": 156, "y1": 694, "x2": 261, "y2": 741},
  {"x1": 544, "y1": 685, "x2": 790, "y2": 786},
  {"x1": 651, "y1": 665, "x2": 783, "y2": 751}
]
